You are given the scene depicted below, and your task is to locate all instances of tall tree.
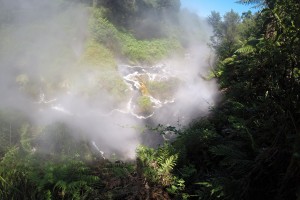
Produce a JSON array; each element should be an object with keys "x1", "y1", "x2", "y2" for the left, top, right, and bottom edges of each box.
[{"x1": 208, "y1": 10, "x2": 241, "y2": 59}]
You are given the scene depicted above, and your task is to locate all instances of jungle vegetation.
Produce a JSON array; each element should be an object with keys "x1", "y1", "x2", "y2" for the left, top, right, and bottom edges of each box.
[{"x1": 0, "y1": 0, "x2": 299, "y2": 199}]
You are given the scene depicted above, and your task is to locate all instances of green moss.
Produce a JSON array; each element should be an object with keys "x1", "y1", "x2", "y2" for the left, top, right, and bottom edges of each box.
[
  {"x1": 119, "y1": 33, "x2": 182, "y2": 64},
  {"x1": 89, "y1": 8, "x2": 120, "y2": 52},
  {"x1": 75, "y1": 69, "x2": 130, "y2": 106},
  {"x1": 80, "y1": 40, "x2": 116, "y2": 70},
  {"x1": 97, "y1": 71, "x2": 130, "y2": 104},
  {"x1": 137, "y1": 95, "x2": 153, "y2": 114},
  {"x1": 147, "y1": 78, "x2": 180, "y2": 100}
]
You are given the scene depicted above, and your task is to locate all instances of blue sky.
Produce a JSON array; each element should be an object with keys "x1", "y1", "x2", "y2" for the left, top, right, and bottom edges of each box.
[{"x1": 181, "y1": 0, "x2": 258, "y2": 17}]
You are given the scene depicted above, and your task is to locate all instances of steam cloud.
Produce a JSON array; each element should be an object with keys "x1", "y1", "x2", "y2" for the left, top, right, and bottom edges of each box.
[{"x1": 0, "y1": 0, "x2": 218, "y2": 160}]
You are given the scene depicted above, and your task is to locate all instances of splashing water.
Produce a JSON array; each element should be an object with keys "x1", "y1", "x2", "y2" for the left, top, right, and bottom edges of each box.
[
  {"x1": 118, "y1": 64, "x2": 177, "y2": 119},
  {"x1": 92, "y1": 141, "x2": 106, "y2": 159}
]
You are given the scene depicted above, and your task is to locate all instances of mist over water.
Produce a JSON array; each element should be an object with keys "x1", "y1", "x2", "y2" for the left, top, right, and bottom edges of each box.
[{"x1": 0, "y1": 0, "x2": 218, "y2": 159}]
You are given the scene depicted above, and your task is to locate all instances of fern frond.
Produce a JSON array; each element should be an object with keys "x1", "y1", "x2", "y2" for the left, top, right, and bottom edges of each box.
[
  {"x1": 235, "y1": 45, "x2": 255, "y2": 54},
  {"x1": 159, "y1": 154, "x2": 178, "y2": 173},
  {"x1": 210, "y1": 145, "x2": 247, "y2": 160},
  {"x1": 221, "y1": 57, "x2": 235, "y2": 65},
  {"x1": 54, "y1": 180, "x2": 67, "y2": 192}
]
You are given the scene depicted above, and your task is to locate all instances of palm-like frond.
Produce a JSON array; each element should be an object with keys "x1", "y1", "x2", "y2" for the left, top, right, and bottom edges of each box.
[{"x1": 235, "y1": 45, "x2": 255, "y2": 54}]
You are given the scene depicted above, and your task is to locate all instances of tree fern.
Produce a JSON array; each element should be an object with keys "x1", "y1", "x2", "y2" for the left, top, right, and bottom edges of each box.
[{"x1": 53, "y1": 180, "x2": 67, "y2": 196}]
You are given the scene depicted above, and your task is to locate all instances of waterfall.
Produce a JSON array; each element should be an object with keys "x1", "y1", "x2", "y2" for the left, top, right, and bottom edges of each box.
[{"x1": 117, "y1": 64, "x2": 177, "y2": 119}]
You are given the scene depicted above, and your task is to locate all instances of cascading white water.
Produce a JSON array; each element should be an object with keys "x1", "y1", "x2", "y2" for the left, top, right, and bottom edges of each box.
[
  {"x1": 37, "y1": 61, "x2": 207, "y2": 123},
  {"x1": 33, "y1": 57, "x2": 217, "y2": 160},
  {"x1": 117, "y1": 64, "x2": 177, "y2": 119},
  {"x1": 91, "y1": 141, "x2": 106, "y2": 159},
  {"x1": 37, "y1": 63, "x2": 177, "y2": 120}
]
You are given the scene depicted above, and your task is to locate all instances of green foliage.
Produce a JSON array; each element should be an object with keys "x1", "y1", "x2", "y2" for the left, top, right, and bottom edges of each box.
[
  {"x1": 139, "y1": 2, "x2": 299, "y2": 199},
  {"x1": 110, "y1": 164, "x2": 135, "y2": 178},
  {"x1": 208, "y1": 10, "x2": 242, "y2": 59},
  {"x1": 0, "y1": 120, "x2": 101, "y2": 199},
  {"x1": 119, "y1": 33, "x2": 181, "y2": 64},
  {"x1": 234, "y1": 44, "x2": 255, "y2": 54},
  {"x1": 202, "y1": 1, "x2": 300, "y2": 199},
  {"x1": 0, "y1": 110, "x2": 28, "y2": 156},
  {"x1": 136, "y1": 143, "x2": 180, "y2": 187},
  {"x1": 137, "y1": 95, "x2": 153, "y2": 114},
  {"x1": 0, "y1": 148, "x2": 99, "y2": 200},
  {"x1": 89, "y1": 7, "x2": 182, "y2": 64},
  {"x1": 0, "y1": 147, "x2": 31, "y2": 200},
  {"x1": 80, "y1": 40, "x2": 116, "y2": 70},
  {"x1": 96, "y1": 71, "x2": 130, "y2": 104},
  {"x1": 89, "y1": 8, "x2": 120, "y2": 52},
  {"x1": 147, "y1": 78, "x2": 180, "y2": 100},
  {"x1": 29, "y1": 158, "x2": 99, "y2": 200},
  {"x1": 97, "y1": 0, "x2": 181, "y2": 38},
  {"x1": 195, "y1": 180, "x2": 224, "y2": 199},
  {"x1": 74, "y1": 24, "x2": 133, "y2": 105},
  {"x1": 1, "y1": 1, "x2": 300, "y2": 199},
  {"x1": 136, "y1": 143, "x2": 190, "y2": 198}
]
